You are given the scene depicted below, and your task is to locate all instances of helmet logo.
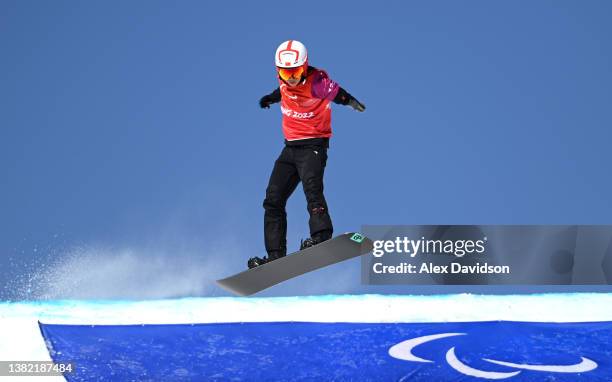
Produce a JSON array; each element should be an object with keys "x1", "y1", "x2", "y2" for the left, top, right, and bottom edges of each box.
[
  {"x1": 278, "y1": 41, "x2": 300, "y2": 65},
  {"x1": 276, "y1": 40, "x2": 307, "y2": 68}
]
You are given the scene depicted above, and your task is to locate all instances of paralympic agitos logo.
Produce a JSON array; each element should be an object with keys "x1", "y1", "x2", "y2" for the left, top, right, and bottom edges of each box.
[{"x1": 388, "y1": 333, "x2": 598, "y2": 379}]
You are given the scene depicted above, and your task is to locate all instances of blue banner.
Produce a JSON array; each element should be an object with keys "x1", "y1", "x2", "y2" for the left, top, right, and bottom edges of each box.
[{"x1": 39, "y1": 320, "x2": 611, "y2": 381}]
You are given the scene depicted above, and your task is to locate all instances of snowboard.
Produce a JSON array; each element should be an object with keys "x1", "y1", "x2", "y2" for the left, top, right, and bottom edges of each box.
[{"x1": 216, "y1": 232, "x2": 373, "y2": 296}]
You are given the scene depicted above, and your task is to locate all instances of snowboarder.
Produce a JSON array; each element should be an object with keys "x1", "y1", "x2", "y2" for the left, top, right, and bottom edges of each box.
[{"x1": 248, "y1": 40, "x2": 366, "y2": 269}]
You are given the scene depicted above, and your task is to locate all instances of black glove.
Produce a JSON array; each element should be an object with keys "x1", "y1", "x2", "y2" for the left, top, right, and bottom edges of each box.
[
  {"x1": 348, "y1": 98, "x2": 366, "y2": 112},
  {"x1": 259, "y1": 95, "x2": 275, "y2": 109}
]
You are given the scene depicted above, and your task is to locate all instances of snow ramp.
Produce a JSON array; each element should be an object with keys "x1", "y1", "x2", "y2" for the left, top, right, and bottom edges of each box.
[{"x1": 35, "y1": 294, "x2": 612, "y2": 381}]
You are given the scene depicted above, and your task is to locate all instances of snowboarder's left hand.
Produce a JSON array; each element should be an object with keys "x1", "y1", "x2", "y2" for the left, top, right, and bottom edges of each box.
[{"x1": 348, "y1": 98, "x2": 366, "y2": 112}]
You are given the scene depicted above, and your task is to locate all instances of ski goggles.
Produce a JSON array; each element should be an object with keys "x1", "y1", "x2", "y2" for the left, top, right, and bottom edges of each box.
[{"x1": 277, "y1": 66, "x2": 305, "y2": 81}]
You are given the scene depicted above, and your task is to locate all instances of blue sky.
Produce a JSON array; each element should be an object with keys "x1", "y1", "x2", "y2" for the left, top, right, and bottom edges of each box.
[{"x1": 1, "y1": 1, "x2": 611, "y2": 299}]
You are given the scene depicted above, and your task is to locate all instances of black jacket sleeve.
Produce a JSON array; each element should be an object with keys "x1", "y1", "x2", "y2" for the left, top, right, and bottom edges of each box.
[
  {"x1": 333, "y1": 87, "x2": 366, "y2": 111},
  {"x1": 259, "y1": 88, "x2": 281, "y2": 109},
  {"x1": 267, "y1": 88, "x2": 281, "y2": 103},
  {"x1": 332, "y1": 87, "x2": 353, "y2": 105}
]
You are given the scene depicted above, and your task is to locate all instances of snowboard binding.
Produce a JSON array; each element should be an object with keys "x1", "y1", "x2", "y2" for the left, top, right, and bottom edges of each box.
[
  {"x1": 247, "y1": 256, "x2": 269, "y2": 269},
  {"x1": 300, "y1": 231, "x2": 332, "y2": 251},
  {"x1": 300, "y1": 238, "x2": 317, "y2": 251},
  {"x1": 248, "y1": 251, "x2": 286, "y2": 269}
]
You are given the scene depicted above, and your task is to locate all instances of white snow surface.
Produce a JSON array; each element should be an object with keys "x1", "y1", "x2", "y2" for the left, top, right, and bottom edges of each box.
[{"x1": 1, "y1": 293, "x2": 612, "y2": 381}]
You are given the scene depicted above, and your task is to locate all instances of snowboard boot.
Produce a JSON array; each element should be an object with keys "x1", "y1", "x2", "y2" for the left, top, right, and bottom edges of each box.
[
  {"x1": 299, "y1": 231, "x2": 333, "y2": 251},
  {"x1": 247, "y1": 250, "x2": 286, "y2": 269}
]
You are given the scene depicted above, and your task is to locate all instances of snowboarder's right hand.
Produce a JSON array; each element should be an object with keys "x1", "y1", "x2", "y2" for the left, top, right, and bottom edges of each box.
[
  {"x1": 348, "y1": 98, "x2": 366, "y2": 112},
  {"x1": 259, "y1": 95, "x2": 274, "y2": 109}
]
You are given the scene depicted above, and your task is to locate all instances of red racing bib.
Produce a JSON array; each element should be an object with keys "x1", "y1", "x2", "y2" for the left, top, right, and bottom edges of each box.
[{"x1": 278, "y1": 68, "x2": 340, "y2": 141}]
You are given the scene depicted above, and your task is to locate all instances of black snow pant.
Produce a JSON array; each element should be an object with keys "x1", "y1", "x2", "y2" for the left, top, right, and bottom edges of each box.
[{"x1": 263, "y1": 144, "x2": 333, "y2": 259}]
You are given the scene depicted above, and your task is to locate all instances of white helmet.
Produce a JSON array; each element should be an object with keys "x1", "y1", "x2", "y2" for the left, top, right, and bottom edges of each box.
[{"x1": 275, "y1": 40, "x2": 308, "y2": 68}]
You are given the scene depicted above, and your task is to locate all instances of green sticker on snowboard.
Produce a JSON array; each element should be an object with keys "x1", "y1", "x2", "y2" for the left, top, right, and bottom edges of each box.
[{"x1": 350, "y1": 233, "x2": 365, "y2": 243}]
